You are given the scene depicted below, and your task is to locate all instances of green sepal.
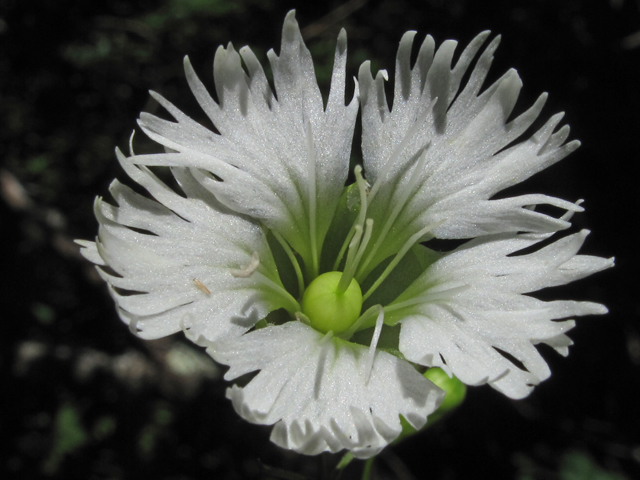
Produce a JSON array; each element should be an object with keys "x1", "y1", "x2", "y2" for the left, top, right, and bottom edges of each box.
[
  {"x1": 262, "y1": 308, "x2": 294, "y2": 326},
  {"x1": 319, "y1": 183, "x2": 360, "y2": 274},
  {"x1": 423, "y1": 367, "x2": 467, "y2": 422},
  {"x1": 254, "y1": 318, "x2": 269, "y2": 329},
  {"x1": 266, "y1": 230, "x2": 301, "y2": 299},
  {"x1": 362, "y1": 243, "x2": 441, "y2": 315},
  {"x1": 395, "y1": 368, "x2": 467, "y2": 443}
]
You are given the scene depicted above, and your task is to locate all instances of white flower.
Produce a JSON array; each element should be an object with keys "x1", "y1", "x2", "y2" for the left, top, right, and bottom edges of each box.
[{"x1": 78, "y1": 11, "x2": 613, "y2": 458}]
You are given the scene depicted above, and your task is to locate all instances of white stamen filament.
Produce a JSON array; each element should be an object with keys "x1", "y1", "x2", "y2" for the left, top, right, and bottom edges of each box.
[
  {"x1": 230, "y1": 252, "x2": 260, "y2": 278},
  {"x1": 352, "y1": 219, "x2": 374, "y2": 273},
  {"x1": 332, "y1": 166, "x2": 369, "y2": 272},
  {"x1": 353, "y1": 166, "x2": 370, "y2": 231},
  {"x1": 337, "y1": 219, "x2": 374, "y2": 294},
  {"x1": 319, "y1": 329, "x2": 334, "y2": 345},
  {"x1": 295, "y1": 311, "x2": 311, "y2": 326},
  {"x1": 365, "y1": 307, "x2": 385, "y2": 384},
  {"x1": 338, "y1": 304, "x2": 382, "y2": 341},
  {"x1": 336, "y1": 224, "x2": 362, "y2": 293},
  {"x1": 332, "y1": 226, "x2": 356, "y2": 272}
]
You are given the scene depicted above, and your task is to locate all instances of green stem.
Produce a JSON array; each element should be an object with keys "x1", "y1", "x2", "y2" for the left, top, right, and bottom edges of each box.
[
  {"x1": 361, "y1": 457, "x2": 375, "y2": 480},
  {"x1": 336, "y1": 452, "x2": 354, "y2": 471}
]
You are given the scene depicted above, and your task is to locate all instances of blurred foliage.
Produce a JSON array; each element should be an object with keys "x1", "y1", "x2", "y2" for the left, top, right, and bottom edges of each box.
[
  {"x1": 517, "y1": 450, "x2": 628, "y2": 480},
  {"x1": 137, "y1": 401, "x2": 174, "y2": 460},
  {"x1": 560, "y1": 452, "x2": 628, "y2": 480},
  {"x1": 42, "y1": 403, "x2": 88, "y2": 475},
  {"x1": 142, "y1": 0, "x2": 243, "y2": 29}
]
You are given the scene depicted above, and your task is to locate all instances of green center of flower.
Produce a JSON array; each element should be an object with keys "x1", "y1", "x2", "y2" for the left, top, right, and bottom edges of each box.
[
  {"x1": 265, "y1": 163, "x2": 444, "y2": 339},
  {"x1": 301, "y1": 271, "x2": 363, "y2": 334}
]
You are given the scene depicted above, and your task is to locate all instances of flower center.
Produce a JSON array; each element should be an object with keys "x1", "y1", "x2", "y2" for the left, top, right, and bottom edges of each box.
[{"x1": 301, "y1": 271, "x2": 363, "y2": 334}]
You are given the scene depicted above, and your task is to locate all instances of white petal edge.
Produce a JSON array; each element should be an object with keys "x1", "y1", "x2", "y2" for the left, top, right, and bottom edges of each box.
[
  {"x1": 81, "y1": 150, "x2": 289, "y2": 342},
  {"x1": 357, "y1": 30, "x2": 582, "y2": 272},
  {"x1": 209, "y1": 322, "x2": 444, "y2": 458},
  {"x1": 388, "y1": 230, "x2": 613, "y2": 399}
]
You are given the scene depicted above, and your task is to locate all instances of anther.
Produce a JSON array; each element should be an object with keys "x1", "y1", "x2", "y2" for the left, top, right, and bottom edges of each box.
[{"x1": 230, "y1": 252, "x2": 260, "y2": 278}]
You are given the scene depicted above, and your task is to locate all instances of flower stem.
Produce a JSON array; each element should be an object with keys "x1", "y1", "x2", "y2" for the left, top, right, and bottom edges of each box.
[{"x1": 361, "y1": 457, "x2": 375, "y2": 480}]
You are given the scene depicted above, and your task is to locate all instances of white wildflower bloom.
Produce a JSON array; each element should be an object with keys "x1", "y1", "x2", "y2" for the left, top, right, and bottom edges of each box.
[{"x1": 78, "y1": 11, "x2": 613, "y2": 458}]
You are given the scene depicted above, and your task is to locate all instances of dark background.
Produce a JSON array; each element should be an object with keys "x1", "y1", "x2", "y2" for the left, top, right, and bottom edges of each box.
[{"x1": 1, "y1": 0, "x2": 637, "y2": 479}]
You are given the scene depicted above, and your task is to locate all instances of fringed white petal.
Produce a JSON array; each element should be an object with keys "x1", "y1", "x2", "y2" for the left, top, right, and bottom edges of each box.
[
  {"x1": 84, "y1": 152, "x2": 289, "y2": 342},
  {"x1": 358, "y1": 31, "x2": 581, "y2": 269},
  {"x1": 76, "y1": 239, "x2": 105, "y2": 266},
  {"x1": 209, "y1": 322, "x2": 443, "y2": 458},
  {"x1": 390, "y1": 231, "x2": 613, "y2": 399},
  {"x1": 134, "y1": 11, "x2": 358, "y2": 269}
]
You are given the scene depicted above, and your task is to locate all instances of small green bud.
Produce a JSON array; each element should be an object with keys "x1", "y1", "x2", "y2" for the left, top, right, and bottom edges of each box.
[
  {"x1": 424, "y1": 367, "x2": 467, "y2": 421},
  {"x1": 396, "y1": 368, "x2": 467, "y2": 443},
  {"x1": 301, "y1": 272, "x2": 363, "y2": 335}
]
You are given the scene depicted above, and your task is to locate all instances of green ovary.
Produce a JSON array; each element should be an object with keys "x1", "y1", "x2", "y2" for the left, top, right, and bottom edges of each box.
[{"x1": 301, "y1": 272, "x2": 363, "y2": 334}]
